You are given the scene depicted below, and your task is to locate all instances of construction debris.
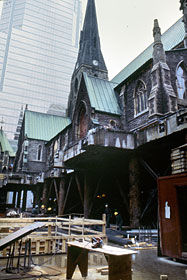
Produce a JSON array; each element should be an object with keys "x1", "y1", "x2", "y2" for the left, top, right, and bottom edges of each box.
[{"x1": 124, "y1": 241, "x2": 157, "y2": 250}]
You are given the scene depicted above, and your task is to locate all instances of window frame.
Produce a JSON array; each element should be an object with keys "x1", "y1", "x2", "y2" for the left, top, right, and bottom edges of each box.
[
  {"x1": 176, "y1": 61, "x2": 187, "y2": 100},
  {"x1": 134, "y1": 80, "x2": 148, "y2": 116},
  {"x1": 37, "y1": 144, "x2": 42, "y2": 161}
]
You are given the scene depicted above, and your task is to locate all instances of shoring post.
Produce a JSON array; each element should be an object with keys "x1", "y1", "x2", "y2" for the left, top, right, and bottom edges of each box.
[
  {"x1": 102, "y1": 214, "x2": 106, "y2": 237},
  {"x1": 68, "y1": 215, "x2": 71, "y2": 237}
]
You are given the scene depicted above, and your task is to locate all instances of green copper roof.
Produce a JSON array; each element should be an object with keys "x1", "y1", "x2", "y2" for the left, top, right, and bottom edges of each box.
[
  {"x1": 83, "y1": 73, "x2": 121, "y2": 115},
  {"x1": 24, "y1": 111, "x2": 71, "y2": 141},
  {"x1": 112, "y1": 18, "x2": 185, "y2": 84},
  {"x1": 0, "y1": 129, "x2": 15, "y2": 157}
]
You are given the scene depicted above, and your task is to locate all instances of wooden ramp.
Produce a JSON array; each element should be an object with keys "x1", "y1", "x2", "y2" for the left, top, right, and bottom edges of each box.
[{"x1": 0, "y1": 222, "x2": 45, "y2": 250}]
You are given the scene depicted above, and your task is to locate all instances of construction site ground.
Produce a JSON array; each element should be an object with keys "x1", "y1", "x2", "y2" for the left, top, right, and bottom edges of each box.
[{"x1": 0, "y1": 246, "x2": 187, "y2": 280}]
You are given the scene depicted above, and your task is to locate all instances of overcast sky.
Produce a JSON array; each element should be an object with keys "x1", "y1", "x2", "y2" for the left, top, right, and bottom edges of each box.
[
  {"x1": 82, "y1": 0, "x2": 182, "y2": 79},
  {"x1": 0, "y1": 0, "x2": 183, "y2": 80}
]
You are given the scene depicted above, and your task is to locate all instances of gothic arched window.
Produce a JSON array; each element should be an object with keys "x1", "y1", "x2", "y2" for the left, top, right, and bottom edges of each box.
[
  {"x1": 135, "y1": 80, "x2": 147, "y2": 114},
  {"x1": 77, "y1": 102, "x2": 88, "y2": 139},
  {"x1": 37, "y1": 145, "x2": 42, "y2": 161},
  {"x1": 176, "y1": 62, "x2": 187, "y2": 99},
  {"x1": 54, "y1": 140, "x2": 58, "y2": 154}
]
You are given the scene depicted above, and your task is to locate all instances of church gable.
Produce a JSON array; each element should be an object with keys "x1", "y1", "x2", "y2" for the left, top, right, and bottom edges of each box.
[
  {"x1": 71, "y1": 73, "x2": 123, "y2": 141},
  {"x1": 83, "y1": 73, "x2": 121, "y2": 115}
]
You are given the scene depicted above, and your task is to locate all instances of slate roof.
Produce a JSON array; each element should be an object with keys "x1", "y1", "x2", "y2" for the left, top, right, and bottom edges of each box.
[
  {"x1": 24, "y1": 110, "x2": 71, "y2": 141},
  {"x1": 83, "y1": 72, "x2": 121, "y2": 115},
  {"x1": 0, "y1": 129, "x2": 15, "y2": 157},
  {"x1": 112, "y1": 18, "x2": 185, "y2": 85}
]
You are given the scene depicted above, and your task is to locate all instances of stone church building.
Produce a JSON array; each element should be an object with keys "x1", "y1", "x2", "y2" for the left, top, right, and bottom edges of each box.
[{"x1": 2, "y1": 0, "x2": 187, "y2": 228}]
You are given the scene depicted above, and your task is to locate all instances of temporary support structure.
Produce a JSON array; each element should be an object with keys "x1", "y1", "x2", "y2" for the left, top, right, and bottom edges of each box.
[{"x1": 0, "y1": 215, "x2": 107, "y2": 257}]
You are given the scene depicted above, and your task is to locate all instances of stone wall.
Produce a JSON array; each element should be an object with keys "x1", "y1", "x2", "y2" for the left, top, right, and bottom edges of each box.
[
  {"x1": 27, "y1": 140, "x2": 46, "y2": 173},
  {"x1": 119, "y1": 49, "x2": 187, "y2": 132},
  {"x1": 123, "y1": 63, "x2": 152, "y2": 131}
]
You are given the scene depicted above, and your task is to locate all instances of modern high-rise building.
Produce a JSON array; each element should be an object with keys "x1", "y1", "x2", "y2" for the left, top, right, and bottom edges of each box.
[{"x1": 0, "y1": 0, "x2": 82, "y2": 142}]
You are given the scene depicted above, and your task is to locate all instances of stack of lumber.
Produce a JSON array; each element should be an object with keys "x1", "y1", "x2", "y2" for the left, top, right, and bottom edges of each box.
[{"x1": 171, "y1": 144, "x2": 187, "y2": 174}]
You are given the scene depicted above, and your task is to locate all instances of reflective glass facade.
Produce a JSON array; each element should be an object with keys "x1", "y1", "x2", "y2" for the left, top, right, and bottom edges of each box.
[{"x1": 0, "y1": 0, "x2": 82, "y2": 140}]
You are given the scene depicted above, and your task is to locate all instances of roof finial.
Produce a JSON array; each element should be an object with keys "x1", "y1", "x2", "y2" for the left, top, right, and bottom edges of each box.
[
  {"x1": 153, "y1": 19, "x2": 161, "y2": 44},
  {"x1": 152, "y1": 19, "x2": 166, "y2": 64}
]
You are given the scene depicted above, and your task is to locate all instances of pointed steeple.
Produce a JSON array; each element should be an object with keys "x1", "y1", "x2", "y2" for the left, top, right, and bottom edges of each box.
[
  {"x1": 74, "y1": 0, "x2": 108, "y2": 75},
  {"x1": 68, "y1": 0, "x2": 108, "y2": 119}
]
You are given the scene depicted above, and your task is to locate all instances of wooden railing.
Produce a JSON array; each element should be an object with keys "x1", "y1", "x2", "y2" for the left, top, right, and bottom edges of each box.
[{"x1": 0, "y1": 214, "x2": 107, "y2": 257}]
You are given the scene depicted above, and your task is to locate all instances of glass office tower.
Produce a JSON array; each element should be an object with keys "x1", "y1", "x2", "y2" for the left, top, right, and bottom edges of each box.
[{"x1": 0, "y1": 0, "x2": 82, "y2": 141}]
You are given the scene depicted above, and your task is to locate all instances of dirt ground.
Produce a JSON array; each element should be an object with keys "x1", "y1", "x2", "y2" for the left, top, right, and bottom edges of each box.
[{"x1": 0, "y1": 248, "x2": 187, "y2": 280}]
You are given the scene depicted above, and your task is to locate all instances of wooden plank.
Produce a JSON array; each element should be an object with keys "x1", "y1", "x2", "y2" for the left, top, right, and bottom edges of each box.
[
  {"x1": 172, "y1": 169, "x2": 186, "y2": 174},
  {"x1": 0, "y1": 216, "x2": 104, "y2": 224},
  {"x1": 45, "y1": 240, "x2": 48, "y2": 254},
  {"x1": 36, "y1": 240, "x2": 40, "y2": 254},
  {"x1": 171, "y1": 153, "x2": 187, "y2": 159},
  {"x1": 67, "y1": 241, "x2": 136, "y2": 256},
  {"x1": 96, "y1": 266, "x2": 108, "y2": 272},
  {"x1": 58, "y1": 225, "x2": 104, "y2": 234},
  {"x1": 0, "y1": 222, "x2": 45, "y2": 250}
]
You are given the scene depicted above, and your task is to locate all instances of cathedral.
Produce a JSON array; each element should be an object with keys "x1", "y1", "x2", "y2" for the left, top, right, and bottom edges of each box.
[{"x1": 1, "y1": 0, "x2": 187, "y2": 247}]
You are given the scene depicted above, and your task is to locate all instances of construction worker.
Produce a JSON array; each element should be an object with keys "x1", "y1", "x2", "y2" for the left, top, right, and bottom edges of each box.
[
  {"x1": 104, "y1": 204, "x2": 112, "y2": 228},
  {"x1": 114, "y1": 211, "x2": 123, "y2": 231}
]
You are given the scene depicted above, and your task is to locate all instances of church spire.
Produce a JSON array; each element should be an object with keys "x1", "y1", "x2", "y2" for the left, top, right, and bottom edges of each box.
[
  {"x1": 68, "y1": 0, "x2": 108, "y2": 119},
  {"x1": 74, "y1": 0, "x2": 108, "y2": 75}
]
